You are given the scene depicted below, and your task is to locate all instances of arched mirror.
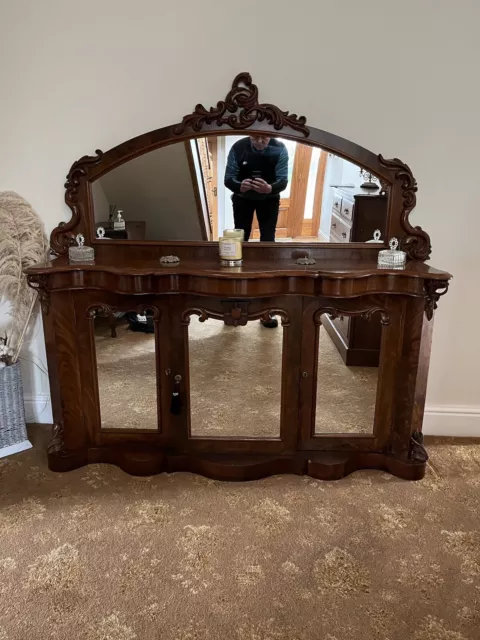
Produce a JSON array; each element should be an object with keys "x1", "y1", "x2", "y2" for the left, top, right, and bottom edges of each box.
[
  {"x1": 52, "y1": 72, "x2": 431, "y2": 261},
  {"x1": 91, "y1": 135, "x2": 388, "y2": 244}
]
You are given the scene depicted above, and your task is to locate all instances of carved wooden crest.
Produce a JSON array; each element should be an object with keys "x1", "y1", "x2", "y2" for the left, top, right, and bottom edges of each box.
[{"x1": 174, "y1": 72, "x2": 309, "y2": 137}]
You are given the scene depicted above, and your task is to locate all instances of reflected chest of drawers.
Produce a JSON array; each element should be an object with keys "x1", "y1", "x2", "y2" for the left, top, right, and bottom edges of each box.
[{"x1": 325, "y1": 189, "x2": 388, "y2": 366}]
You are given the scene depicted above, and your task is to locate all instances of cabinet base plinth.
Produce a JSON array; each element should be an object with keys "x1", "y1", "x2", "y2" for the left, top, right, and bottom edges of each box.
[{"x1": 47, "y1": 447, "x2": 426, "y2": 481}]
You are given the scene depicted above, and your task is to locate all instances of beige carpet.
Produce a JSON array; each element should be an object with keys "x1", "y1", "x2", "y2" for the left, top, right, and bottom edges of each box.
[
  {"x1": 0, "y1": 426, "x2": 479, "y2": 639},
  {"x1": 95, "y1": 317, "x2": 377, "y2": 436}
]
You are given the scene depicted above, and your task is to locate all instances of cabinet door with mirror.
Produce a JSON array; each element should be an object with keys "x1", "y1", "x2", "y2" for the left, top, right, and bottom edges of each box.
[
  {"x1": 179, "y1": 296, "x2": 302, "y2": 454},
  {"x1": 299, "y1": 297, "x2": 405, "y2": 451},
  {"x1": 74, "y1": 293, "x2": 174, "y2": 445},
  {"x1": 91, "y1": 135, "x2": 388, "y2": 245}
]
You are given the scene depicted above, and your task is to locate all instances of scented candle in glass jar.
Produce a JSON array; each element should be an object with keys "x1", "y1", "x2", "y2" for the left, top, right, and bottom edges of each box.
[{"x1": 219, "y1": 229, "x2": 243, "y2": 266}]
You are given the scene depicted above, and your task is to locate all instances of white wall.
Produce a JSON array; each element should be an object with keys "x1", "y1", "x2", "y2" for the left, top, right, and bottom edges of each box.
[
  {"x1": 93, "y1": 143, "x2": 204, "y2": 240},
  {"x1": 91, "y1": 181, "x2": 110, "y2": 222},
  {"x1": 1, "y1": 0, "x2": 479, "y2": 432}
]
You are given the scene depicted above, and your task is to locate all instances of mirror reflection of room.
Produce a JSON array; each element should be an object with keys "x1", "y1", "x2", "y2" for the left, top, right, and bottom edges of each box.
[
  {"x1": 91, "y1": 136, "x2": 387, "y2": 243},
  {"x1": 188, "y1": 314, "x2": 283, "y2": 438},
  {"x1": 94, "y1": 310, "x2": 158, "y2": 430},
  {"x1": 315, "y1": 316, "x2": 380, "y2": 435}
]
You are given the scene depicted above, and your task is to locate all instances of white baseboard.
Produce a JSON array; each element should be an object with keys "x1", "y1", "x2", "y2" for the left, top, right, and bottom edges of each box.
[
  {"x1": 0, "y1": 440, "x2": 33, "y2": 459},
  {"x1": 22, "y1": 393, "x2": 480, "y2": 437},
  {"x1": 423, "y1": 406, "x2": 480, "y2": 437},
  {"x1": 24, "y1": 394, "x2": 53, "y2": 424}
]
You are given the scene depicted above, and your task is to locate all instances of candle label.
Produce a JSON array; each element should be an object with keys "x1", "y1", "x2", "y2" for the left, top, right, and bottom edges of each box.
[{"x1": 220, "y1": 241, "x2": 238, "y2": 258}]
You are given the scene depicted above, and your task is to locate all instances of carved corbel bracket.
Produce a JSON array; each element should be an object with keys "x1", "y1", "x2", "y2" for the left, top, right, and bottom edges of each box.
[
  {"x1": 174, "y1": 72, "x2": 309, "y2": 136},
  {"x1": 27, "y1": 274, "x2": 50, "y2": 315},
  {"x1": 424, "y1": 280, "x2": 449, "y2": 320}
]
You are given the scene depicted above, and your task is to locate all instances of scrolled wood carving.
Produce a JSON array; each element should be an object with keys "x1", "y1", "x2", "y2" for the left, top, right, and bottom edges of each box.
[
  {"x1": 86, "y1": 303, "x2": 112, "y2": 319},
  {"x1": 47, "y1": 422, "x2": 67, "y2": 456},
  {"x1": 314, "y1": 307, "x2": 390, "y2": 326},
  {"x1": 50, "y1": 150, "x2": 104, "y2": 255},
  {"x1": 409, "y1": 430, "x2": 428, "y2": 463},
  {"x1": 181, "y1": 308, "x2": 209, "y2": 325},
  {"x1": 378, "y1": 155, "x2": 431, "y2": 261},
  {"x1": 222, "y1": 300, "x2": 250, "y2": 326},
  {"x1": 424, "y1": 279, "x2": 449, "y2": 321},
  {"x1": 86, "y1": 303, "x2": 161, "y2": 321},
  {"x1": 174, "y1": 72, "x2": 309, "y2": 137},
  {"x1": 181, "y1": 303, "x2": 289, "y2": 328},
  {"x1": 258, "y1": 309, "x2": 290, "y2": 327},
  {"x1": 27, "y1": 274, "x2": 50, "y2": 315}
]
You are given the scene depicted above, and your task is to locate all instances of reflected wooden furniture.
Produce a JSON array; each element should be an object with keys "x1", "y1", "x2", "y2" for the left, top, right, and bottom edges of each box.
[
  {"x1": 26, "y1": 72, "x2": 451, "y2": 482},
  {"x1": 329, "y1": 188, "x2": 387, "y2": 243},
  {"x1": 324, "y1": 188, "x2": 388, "y2": 366},
  {"x1": 96, "y1": 221, "x2": 146, "y2": 240}
]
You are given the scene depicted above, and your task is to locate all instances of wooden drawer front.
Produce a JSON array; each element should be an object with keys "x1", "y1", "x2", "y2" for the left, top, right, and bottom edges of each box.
[
  {"x1": 330, "y1": 214, "x2": 352, "y2": 242},
  {"x1": 340, "y1": 198, "x2": 354, "y2": 222},
  {"x1": 332, "y1": 195, "x2": 342, "y2": 216}
]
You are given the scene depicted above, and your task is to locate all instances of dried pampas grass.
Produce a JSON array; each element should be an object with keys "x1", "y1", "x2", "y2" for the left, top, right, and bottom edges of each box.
[{"x1": 0, "y1": 191, "x2": 48, "y2": 363}]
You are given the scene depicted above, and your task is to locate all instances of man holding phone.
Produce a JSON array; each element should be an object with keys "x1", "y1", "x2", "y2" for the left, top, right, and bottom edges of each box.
[{"x1": 224, "y1": 135, "x2": 289, "y2": 242}]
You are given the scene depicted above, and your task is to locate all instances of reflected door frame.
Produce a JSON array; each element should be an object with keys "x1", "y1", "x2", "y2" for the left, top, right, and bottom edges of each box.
[
  {"x1": 250, "y1": 144, "x2": 327, "y2": 240},
  {"x1": 176, "y1": 294, "x2": 303, "y2": 455},
  {"x1": 298, "y1": 296, "x2": 405, "y2": 451}
]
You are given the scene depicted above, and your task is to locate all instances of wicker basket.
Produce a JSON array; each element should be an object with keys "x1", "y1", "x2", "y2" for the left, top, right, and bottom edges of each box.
[{"x1": 0, "y1": 362, "x2": 32, "y2": 457}]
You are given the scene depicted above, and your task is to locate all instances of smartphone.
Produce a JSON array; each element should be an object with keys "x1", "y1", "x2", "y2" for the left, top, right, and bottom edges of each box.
[{"x1": 252, "y1": 170, "x2": 262, "y2": 180}]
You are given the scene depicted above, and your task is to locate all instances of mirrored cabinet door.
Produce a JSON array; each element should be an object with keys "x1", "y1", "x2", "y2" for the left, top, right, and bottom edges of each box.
[
  {"x1": 314, "y1": 314, "x2": 380, "y2": 435},
  {"x1": 186, "y1": 312, "x2": 286, "y2": 439},
  {"x1": 298, "y1": 302, "x2": 399, "y2": 450},
  {"x1": 92, "y1": 306, "x2": 160, "y2": 431}
]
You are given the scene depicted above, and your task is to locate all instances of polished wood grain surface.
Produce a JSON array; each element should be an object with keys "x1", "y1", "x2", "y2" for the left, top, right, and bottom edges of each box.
[{"x1": 26, "y1": 254, "x2": 452, "y2": 280}]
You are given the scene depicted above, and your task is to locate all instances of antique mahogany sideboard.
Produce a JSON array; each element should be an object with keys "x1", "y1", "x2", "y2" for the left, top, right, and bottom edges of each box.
[{"x1": 26, "y1": 73, "x2": 452, "y2": 481}]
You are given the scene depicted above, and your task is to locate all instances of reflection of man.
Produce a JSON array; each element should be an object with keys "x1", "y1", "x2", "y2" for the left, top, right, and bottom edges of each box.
[{"x1": 224, "y1": 136, "x2": 289, "y2": 241}]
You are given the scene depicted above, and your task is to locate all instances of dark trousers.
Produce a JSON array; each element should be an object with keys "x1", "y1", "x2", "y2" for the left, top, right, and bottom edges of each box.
[{"x1": 232, "y1": 196, "x2": 280, "y2": 241}]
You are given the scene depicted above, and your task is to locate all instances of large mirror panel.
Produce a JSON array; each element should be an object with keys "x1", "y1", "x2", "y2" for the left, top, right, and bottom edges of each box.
[
  {"x1": 94, "y1": 309, "x2": 159, "y2": 430},
  {"x1": 314, "y1": 315, "x2": 380, "y2": 435},
  {"x1": 188, "y1": 314, "x2": 284, "y2": 438},
  {"x1": 91, "y1": 135, "x2": 387, "y2": 244}
]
